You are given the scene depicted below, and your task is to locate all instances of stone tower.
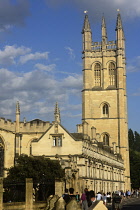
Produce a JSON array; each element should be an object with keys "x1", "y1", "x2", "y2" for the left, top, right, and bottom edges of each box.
[{"x1": 82, "y1": 12, "x2": 130, "y2": 190}]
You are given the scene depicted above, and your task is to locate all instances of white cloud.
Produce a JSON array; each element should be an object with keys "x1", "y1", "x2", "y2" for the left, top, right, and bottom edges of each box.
[
  {"x1": 34, "y1": 63, "x2": 56, "y2": 71},
  {"x1": 63, "y1": 75, "x2": 82, "y2": 88},
  {"x1": 127, "y1": 56, "x2": 140, "y2": 73},
  {"x1": 0, "y1": 45, "x2": 50, "y2": 66},
  {"x1": 67, "y1": 104, "x2": 81, "y2": 110},
  {"x1": 0, "y1": 45, "x2": 31, "y2": 65},
  {"x1": 0, "y1": 68, "x2": 82, "y2": 122},
  {"x1": 61, "y1": 111, "x2": 82, "y2": 118},
  {"x1": 127, "y1": 65, "x2": 138, "y2": 73},
  {"x1": 19, "y1": 52, "x2": 49, "y2": 64},
  {"x1": 45, "y1": 0, "x2": 140, "y2": 19},
  {"x1": 132, "y1": 92, "x2": 140, "y2": 96},
  {"x1": 65, "y1": 47, "x2": 75, "y2": 59}
]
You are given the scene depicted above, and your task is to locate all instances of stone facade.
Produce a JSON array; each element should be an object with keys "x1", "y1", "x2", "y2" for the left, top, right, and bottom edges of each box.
[
  {"x1": 81, "y1": 12, "x2": 130, "y2": 190},
  {"x1": 0, "y1": 12, "x2": 130, "y2": 194}
]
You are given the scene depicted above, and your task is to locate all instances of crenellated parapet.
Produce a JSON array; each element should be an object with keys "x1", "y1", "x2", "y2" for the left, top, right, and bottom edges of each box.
[
  {"x1": 0, "y1": 118, "x2": 15, "y2": 132},
  {"x1": 0, "y1": 118, "x2": 52, "y2": 133},
  {"x1": 92, "y1": 40, "x2": 116, "y2": 51},
  {"x1": 19, "y1": 119, "x2": 51, "y2": 133}
]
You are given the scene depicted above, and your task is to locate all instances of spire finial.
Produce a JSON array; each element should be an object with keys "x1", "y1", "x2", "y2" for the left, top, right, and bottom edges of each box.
[
  {"x1": 116, "y1": 9, "x2": 123, "y2": 30},
  {"x1": 84, "y1": 10, "x2": 88, "y2": 14},
  {"x1": 54, "y1": 102, "x2": 61, "y2": 123},
  {"x1": 102, "y1": 15, "x2": 106, "y2": 27},
  {"x1": 82, "y1": 11, "x2": 91, "y2": 33}
]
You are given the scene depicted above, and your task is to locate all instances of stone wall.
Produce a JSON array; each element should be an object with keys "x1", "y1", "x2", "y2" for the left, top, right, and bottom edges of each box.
[{"x1": 0, "y1": 178, "x2": 107, "y2": 210}]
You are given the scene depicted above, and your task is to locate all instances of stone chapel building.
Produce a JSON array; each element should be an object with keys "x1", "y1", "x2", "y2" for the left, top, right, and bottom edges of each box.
[{"x1": 0, "y1": 12, "x2": 130, "y2": 193}]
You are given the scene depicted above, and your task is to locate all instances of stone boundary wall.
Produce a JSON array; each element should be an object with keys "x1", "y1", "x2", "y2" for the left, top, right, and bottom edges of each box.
[{"x1": 0, "y1": 178, "x2": 107, "y2": 210}]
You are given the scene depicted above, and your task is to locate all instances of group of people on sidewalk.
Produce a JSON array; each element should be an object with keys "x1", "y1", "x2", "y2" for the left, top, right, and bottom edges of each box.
[
  {"x1": 62, "y1": 187, "x2": 96, "y2": 209},
  {"x1": 62, "y1": 187, "x2": 139, "y2": 210}
]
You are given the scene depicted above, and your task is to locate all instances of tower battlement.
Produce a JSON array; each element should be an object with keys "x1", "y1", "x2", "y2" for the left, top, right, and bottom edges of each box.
[
  {"x1": 0, "y1": 118, "x2": 52, "y2": 133},
  {"x1": 0, "y1": 118, "x2": 15, "y2": 132},
  {"x1": 19, "y1": 119, "x2": 51, "y2": 133},
  {"x1": 91, "y1": 41, "x2": 116, "y2": 51}
]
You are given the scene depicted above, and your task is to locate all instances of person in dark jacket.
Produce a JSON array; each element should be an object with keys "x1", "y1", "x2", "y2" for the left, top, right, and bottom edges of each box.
[
  {"x1": 82, "y1": 190, "x2": 96, "y2": 210},
  {"x1": 63, "y1": 188, "x2": 70, "y2": 203},
  {"x1": 69, "y1": 187, "x2": 76, "y2": 199},
  {"x1": 112, "y1": 191, "x2": 122, "y2": 210}
]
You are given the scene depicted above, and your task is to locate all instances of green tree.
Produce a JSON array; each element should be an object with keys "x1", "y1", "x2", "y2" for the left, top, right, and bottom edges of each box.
[
  {"x1": 134, "y1": 131, "x2": 140, "y2": 152},
  {"x1": 128, "y1": 129, "x2": 135, "y2": 150},
  {"x1": 4, "y1": 155, "x2": 65, "y2": 202},
  {"x1": 128, "y1": 129, "x2": 140, "y2": 189},
  {"x1": 129, "y1": 149, "x2": 140, "y2": 189}
]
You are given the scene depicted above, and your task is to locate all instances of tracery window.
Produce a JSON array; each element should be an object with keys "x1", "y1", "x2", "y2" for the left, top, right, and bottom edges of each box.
[
  {"x1": 102, "y1": 103, "x2": 109, "y2": 118},
  {"x1": 109, "y1": 62, "x2": 116, "y2": 86},
  {"x1": 103, "y1": 134, "x2": 109, "y2": 146},
  {"x1": 94, "y1": 63, "x2": 101, "y2": 86}
]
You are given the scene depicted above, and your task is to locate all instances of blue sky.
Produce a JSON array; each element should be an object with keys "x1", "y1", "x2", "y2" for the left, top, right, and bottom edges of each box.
[{"x1": 0, "y1": 0, "x2": 140, "y2": 133}]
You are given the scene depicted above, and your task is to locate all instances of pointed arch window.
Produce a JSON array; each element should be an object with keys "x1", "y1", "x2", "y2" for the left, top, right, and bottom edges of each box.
[
  {"x1": 103, "y1": 134, "x2": 109, "y2": 146},
  {"x1": 109, "y1": 62, "x2": 116, "y2": 86},
  {"x1": 102, "y1": 103, "x2": 109, "y2": 118},
  {"x1": 94, "y1": 63, "x2": 101, "y2": 86}
]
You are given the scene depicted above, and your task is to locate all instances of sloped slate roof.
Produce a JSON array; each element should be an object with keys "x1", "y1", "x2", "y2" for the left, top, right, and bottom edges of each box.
[
  {"x1": 70, "y1": 133, "x2": 84, "y2": 141},
  {"x1": 29, "y1": 119, "x2": 48, "y2": 123}
]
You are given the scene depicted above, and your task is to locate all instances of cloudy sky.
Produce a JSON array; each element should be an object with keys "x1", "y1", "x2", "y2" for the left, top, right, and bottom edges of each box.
[{"x1": 0, "y1": 0, "x2": 140, "y2": 133}]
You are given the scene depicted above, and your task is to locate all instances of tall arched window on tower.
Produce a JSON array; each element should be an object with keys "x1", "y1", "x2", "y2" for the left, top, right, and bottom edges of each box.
[
  {"x1": 102, "y1": 103, "x2": 109, "y2": 118},
  {"x1": 109, "y1": 62, "x2": 116, "y2": 86},
  {"x1": 103, "y1": 134, "x2": 109, "y2": 146},
  {"x1": 94, "y1": 63, "x2": 101, "y2": 86}
]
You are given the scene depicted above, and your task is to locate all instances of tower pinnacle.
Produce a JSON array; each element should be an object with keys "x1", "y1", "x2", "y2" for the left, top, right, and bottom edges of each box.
[
  {"x1": 82, "y1": 13, "x2": 91, "y2": 33},
  {"x1": 15, "y1": 101, "x2": 20, "y2": 134},
  {"x1": 54, "y1": 102, "x2": 61, "y2": 123},
  {"x1": 16, "y1": 101, "x2": 20, "y2": 114},
  {"x1": 82, "y1": 13, "x2": 92, "y2": 52},
  {"x1": 116, "y1": 11, "x2": 124, "y2": 49},
  {"x1": 102, "y1": 15, "x2": 107, "y2": 46},
  {"x1": 116, "y1": 10, "x2": 123, "y2": 30}
]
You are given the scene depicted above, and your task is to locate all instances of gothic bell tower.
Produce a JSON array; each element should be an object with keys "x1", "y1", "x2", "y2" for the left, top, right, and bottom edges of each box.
[{"x1": 82, "y1": 12, "x2": 130, "y2": 190}]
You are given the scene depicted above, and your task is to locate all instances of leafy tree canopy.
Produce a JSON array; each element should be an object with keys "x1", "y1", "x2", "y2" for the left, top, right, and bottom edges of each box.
[
  {"x1": 3, "y1": 155, "x2": 65, "y2": 202},
  {"x1": 128, "y1": 129, "x2": 140, "y2": 152},
  {"x1": 4, "y1": 154, "x2": 65, "y2": 185},
  {"x1": 128, "y1": 129, "x2": 140, "y2": 189}
]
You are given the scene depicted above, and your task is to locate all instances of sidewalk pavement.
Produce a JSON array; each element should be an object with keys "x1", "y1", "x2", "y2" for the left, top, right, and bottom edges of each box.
[{"x1": 106, "y1": 196, "x2": 140, "y2": 210}]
